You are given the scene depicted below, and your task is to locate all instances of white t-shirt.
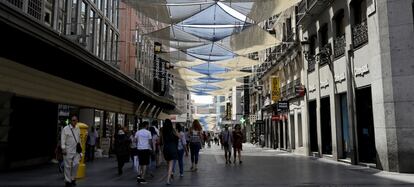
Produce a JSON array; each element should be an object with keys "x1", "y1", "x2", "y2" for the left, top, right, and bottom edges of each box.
[{"x1": 135, "y1": 129, "x2": 152, "y2": 150}]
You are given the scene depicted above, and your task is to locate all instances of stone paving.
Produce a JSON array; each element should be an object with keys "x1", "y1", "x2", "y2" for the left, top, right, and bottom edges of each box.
[{"x1": 0, "y1": 144, "x2": 413, "y2": 186}]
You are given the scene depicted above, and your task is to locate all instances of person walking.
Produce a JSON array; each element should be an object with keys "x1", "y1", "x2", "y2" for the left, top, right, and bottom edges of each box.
[
  {"x1": 61, "y1": 116, "x2": 81, "y2": 187},
  {"x1": 149, "y1": 126, "x2": 160, "y2": 170},
  {"x1": 221, "y1": 125, "x2": 233, "y2": 164},
  {"x1": 115, "y1": 127, "x2": 130, "y2": 175},
  {"x1": 173, "y1": 123, "x2": 188, "y2": 178},
  {"x1": 129, "y1": 130, "x2": 138, "y2": 172},
  {"x1": 161, "y1": 119, "x2": 179, "y2": 185},
  {"x1": 86, "y1": 126, "x2": 98, "y2": 162},
  {"x1": 189, "y1": 120, "x2": 203, "y2": 171},
  {"x1": 233, "y1": 125, "x2": 244, "y2": 164},
  {"x1": 135, "y1": 122, "x2": 152, "y2": 184}
]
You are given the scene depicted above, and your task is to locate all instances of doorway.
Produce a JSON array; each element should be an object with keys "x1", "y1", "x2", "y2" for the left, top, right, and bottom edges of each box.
[
  {"x1": 290, "y1": 114, "x2": 295, "y2": 150},
  {"x1": 308, "y1": 100, "x2": 318, "y2": 152},
  {"x1": 356, "y1": 87, "x2": 376, "y2": 164},
  {"x1": 321, "y1": 97, "x2": 332, "y2": 155},
  {"x1": 339, "y1": 94, "x2": 351, "y2": 159}
]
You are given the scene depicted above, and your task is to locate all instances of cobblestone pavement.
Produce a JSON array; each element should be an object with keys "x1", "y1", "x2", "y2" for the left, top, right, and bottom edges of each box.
[{"x1": 0, "y1": 144, "x2": 413, "y2": 187}]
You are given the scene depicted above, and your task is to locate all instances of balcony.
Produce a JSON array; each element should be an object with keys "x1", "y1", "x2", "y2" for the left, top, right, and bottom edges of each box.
[
  {"x1": 352, "y1": 19, "x2": 368, "y2": 49},
  {"x1": 334, "y1": 34, "x2": 346, "y2": 58},
  {"x1": 308, "y1": 57, "x2": 316, "y2": 72},
  {"x1": 319, "y1": 43, "x2": 332, "y2": 66}
]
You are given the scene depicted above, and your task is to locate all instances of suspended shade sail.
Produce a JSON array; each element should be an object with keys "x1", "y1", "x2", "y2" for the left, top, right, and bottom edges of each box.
[
  {"x1": 157, "y1": 51, "x2": 202, "y2": 62},
  {"x1": 186, "y1": 43, "x2": 236, "y2": 61},
  {"x1": 221, "y1": 0, "x2": 301, "y2": 23},
  {"x1": 179, "y1": 3, "x2": 247, "y2": 25},
  {"x1": 172, "y1": 60, "x2": 205, "y2": 68},
  {"x1": 189, "y1": 63, "x2": 229, "y2": 75},
  {"x1": 213, "y1": 56, "x2": 261, "y2": 69},
  {"x1": 197, "y1": 76, "x2": 226, "y2": 83},
  {"x1": 169, "y1": 68, "x2": 206, "y2": 79},
  {"x1": 217, "y1": 24, "x2": 281, "y2": 55},
  {"x1": 192, "y1": 84, "x2": 221, "y2": 92},
  {"x1": 157, "y1": 52, "x2": 206, "y2": 68},
  {"x1": 177, "y1": 25, "x2": 248, "y2": 42},
  {"x1": 124, "y1": 0, "x2": 215, "y2": 24},
  {"x1": 213, "y1": 70, "x2": 252, "y2": 79},
  {"x1": 207, "y1": 88, "x2": 230, "y2": 96},
  {"x1": 145, "y1": 26, "x2": 210, "y2": 49},
  {"x1": 211, "y1": 79, "x2": 244, "y2": 89},
  {"x1": 174, "y1": 78, "x2": 203, "y2": 87}
]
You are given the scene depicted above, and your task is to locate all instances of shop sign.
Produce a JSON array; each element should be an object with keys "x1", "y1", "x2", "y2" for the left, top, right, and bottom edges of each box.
[
  {"x1": 278, "y1": 101, "x2": 289, "y2": 111},
  {"x1": 295, "y1": 85, "x2": 306, "y2": 97},
  {"x1": 271, "y1": 115, "x2": 281, "y2": 121},
  {"x1": 271, "y1": 76, "x2": 280, "y2": 102}
]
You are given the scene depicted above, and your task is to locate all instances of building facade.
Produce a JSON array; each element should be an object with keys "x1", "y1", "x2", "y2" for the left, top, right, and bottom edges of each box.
[
  {"x1": 0, "y1": 0, "x2": 176, "y2": 170},
  {"x1": 298, "y1": 0, "x2": 414, "y2": 172}
]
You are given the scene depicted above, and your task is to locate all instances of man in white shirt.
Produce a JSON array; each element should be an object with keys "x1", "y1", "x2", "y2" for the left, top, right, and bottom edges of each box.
[
  {"x1": 135, "y1": 121, "x2": 152, "y2": 184},
  {"x1": 61, "y1": 116, "x2": 81, "y2": 187}
]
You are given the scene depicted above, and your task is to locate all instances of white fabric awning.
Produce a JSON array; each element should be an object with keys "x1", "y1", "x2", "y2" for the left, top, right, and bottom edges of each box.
[
  {"x1": 211, "y1": 79, "x2": 244, "y2": 88},
  {"x1": 145, "y1": 26, "x2": 210, "y2": 49},
  {"x1": 124, "y1": 0, "x2": 215, "y2": 24},
  {"x1": 213, "y1": 56, "x2": 261, "y2": 69},
  {"x1": 207, "y1": 88, "x2": 231, "y2": 96},
  {"x1": 221, "y1": 0, "x2": 301, "y2": 23},
  {"x1": 169, "y1": 68, "x2": 206, "y2": 79},
  {"x1": 217, "y1": 25, "x2": 281, "y2": 55},
  {"x1": 213, "y1": 70, "x2": 252, "y2": 79}
]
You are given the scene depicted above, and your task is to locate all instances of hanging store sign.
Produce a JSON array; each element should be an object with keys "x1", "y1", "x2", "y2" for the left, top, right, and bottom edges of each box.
[
  {"x1": 277, "y1": 101, "x2": 289, "y2": 111},
  {"x1": 295, "y1": 85, "x2": 306, "y2": 97},
  {"x1": 271, "y1": 115, "x2": 280, "y2": 121},
  {"x1": 271, "y1": 76, "x2": 280, "y2": 102}
]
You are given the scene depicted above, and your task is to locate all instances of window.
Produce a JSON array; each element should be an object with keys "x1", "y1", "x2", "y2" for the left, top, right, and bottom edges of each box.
[
  {"x1": 113, "y1": 0, "x2": 119, "y2": 27},
  {"x1": 351, "y1": 0, "x2": 367, "y2": 25},
  {"x1": 107, "y1": 0, "x2": 112, "y2": 20},
  {"x1": 80, "y1": 1, "x2": 87, "y2": 43},
  {"x1": 351, "y1": 0, "x2": 368, "y2": 48},
  {"x1": 333, "y1": 10, "x2": 346, "y2": 58},
  {"x1": 71, "y1": 0, "x2": 78, "y2": 35},
  {"x1": 95, "y1": 18, "x2": 101, "y2": 56},
  {"x1": 28, "y1": 0, "x2": 42, "y2": 20},
  {"x1": 108, "y1": 29, "x2": 113, "y2": 62},
  {"x1": 103, "y1": 23, "x2": 107, "y2": 59},
  {"x1": 334, "y1": 10, "x2": 345, "y2": 37},
  {"x1": 89, "y1": 9, "x2": 96, "y2": 52},
  {"x1": 113, "y1": 34, "x2": 118, "y2": 64},
  {"x1": 57, "y1": 0, "x2": 67, "y2": 33},
  {"x1": 319, "y1": 24, "x2": 329, "y2": 47}
]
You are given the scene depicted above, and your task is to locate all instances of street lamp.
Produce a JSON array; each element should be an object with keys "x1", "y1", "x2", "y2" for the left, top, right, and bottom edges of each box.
[{"x1": 301, "y1": 38, "x2": 332, "y2": 65}]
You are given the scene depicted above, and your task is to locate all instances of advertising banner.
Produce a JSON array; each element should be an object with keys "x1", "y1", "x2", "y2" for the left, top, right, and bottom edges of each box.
[{"x1": 271, "y1": 76, "x2": 280, "y2": 102}]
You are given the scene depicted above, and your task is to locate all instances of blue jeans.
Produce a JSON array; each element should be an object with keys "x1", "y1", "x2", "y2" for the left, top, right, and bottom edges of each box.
[
  {"x1": 173, "y1": 149, "x2": 185, "y2": 175},
  {"x1": 190, "y1": 143, "x2": 201, "y2": 164}
]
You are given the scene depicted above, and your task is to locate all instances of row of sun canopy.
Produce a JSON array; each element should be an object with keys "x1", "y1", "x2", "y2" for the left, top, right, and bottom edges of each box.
[{"x1": 124, "y1": 0, "x2": 300, "y2": 95}]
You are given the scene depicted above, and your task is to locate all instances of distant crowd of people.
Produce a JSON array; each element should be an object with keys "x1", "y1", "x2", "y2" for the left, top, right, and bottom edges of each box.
[{"x1": 59, "y1": 115, "x2": 245, "y2": 187}]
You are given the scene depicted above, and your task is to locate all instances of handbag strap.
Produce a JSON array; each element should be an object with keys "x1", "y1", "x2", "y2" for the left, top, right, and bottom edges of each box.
[{"x1": 69, "y1": 126, "x2": 78, "y2": 144}]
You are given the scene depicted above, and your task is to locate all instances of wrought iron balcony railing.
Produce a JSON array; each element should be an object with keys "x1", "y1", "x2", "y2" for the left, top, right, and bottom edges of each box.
[
  {"x1": 334, "y1": 34, "x2": 346, "y2": 58},
  {"x1": 319, "y1": 43, "x2": 332, "y2": 66},
  {"x1": 308, "y1": 57, "x2": 316, "y2": 72},
  {"x1": 352, "y1": 19, "x2": 368, "y2": 49}
]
